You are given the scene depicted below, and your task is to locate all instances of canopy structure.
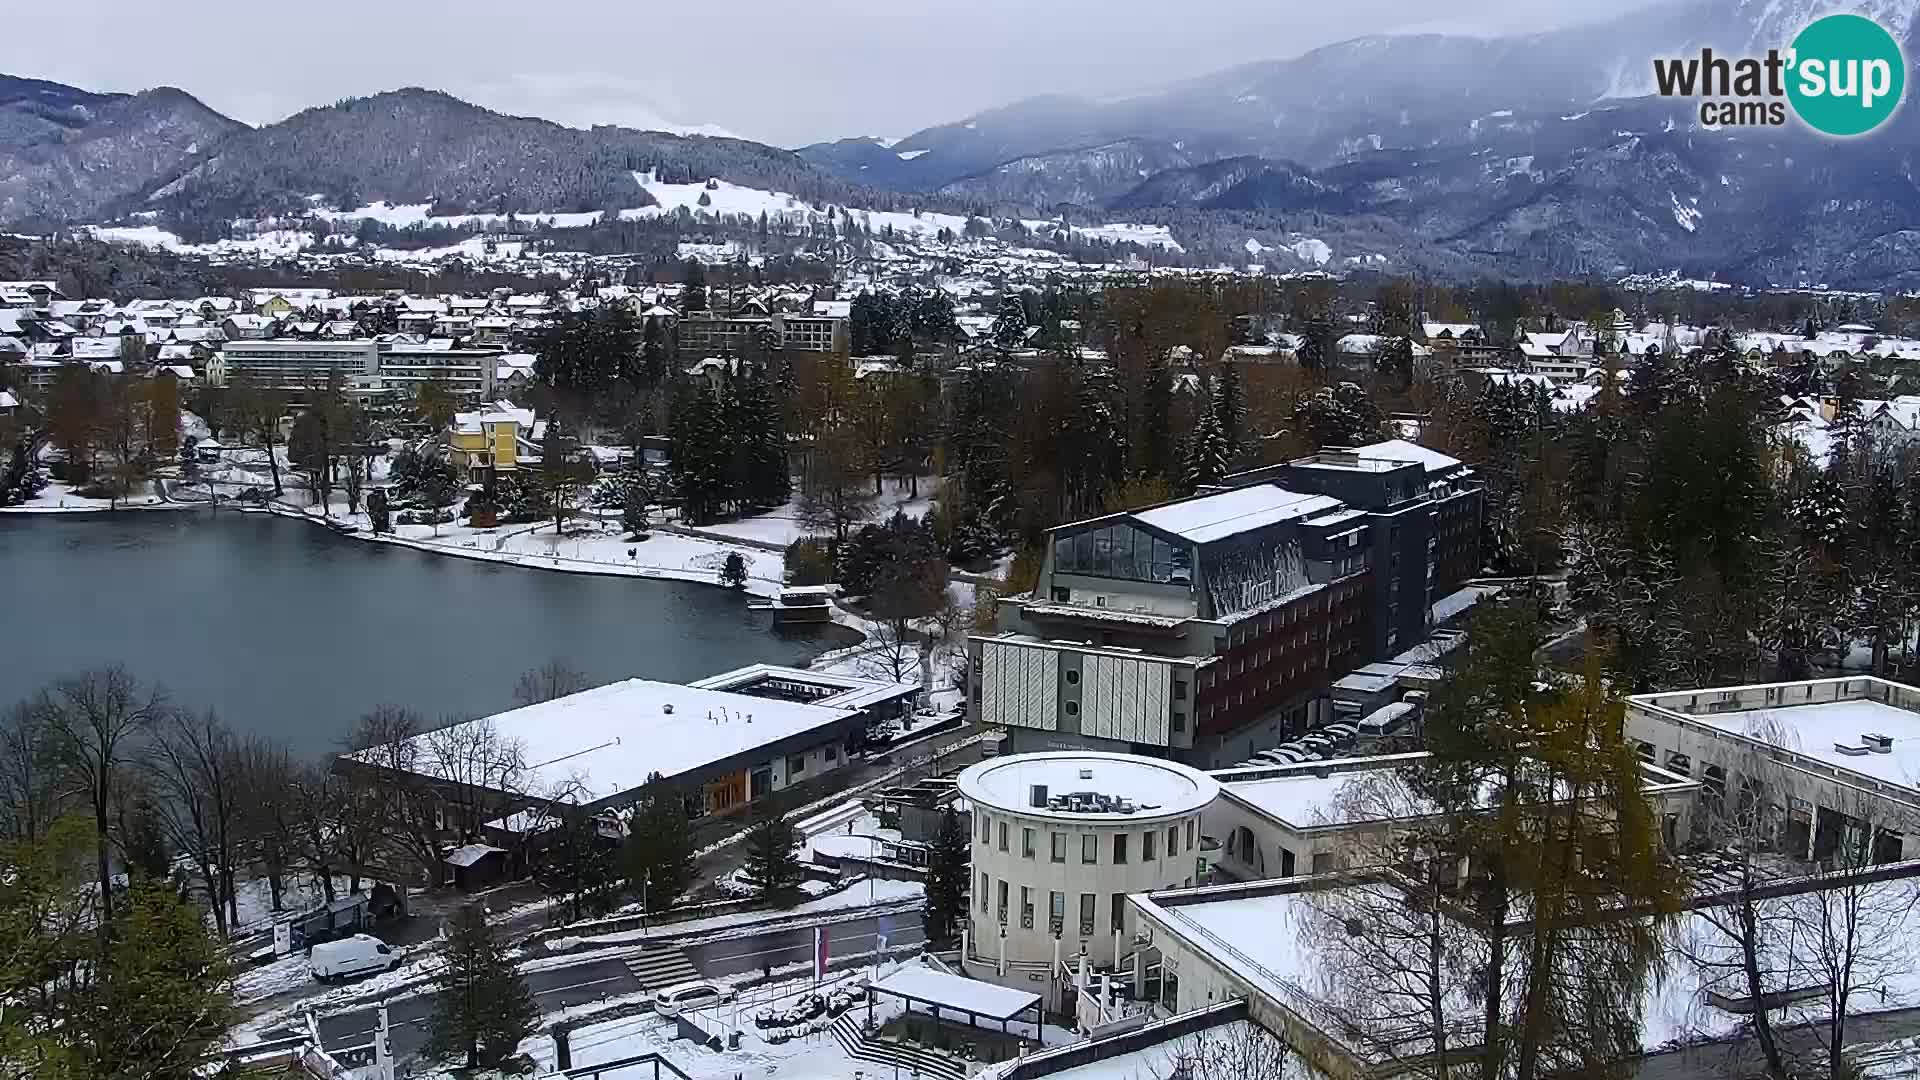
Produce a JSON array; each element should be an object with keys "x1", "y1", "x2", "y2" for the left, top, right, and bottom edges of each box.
[{"x1": 869, "y1": 966, "x2": 1043, "y2": 1034}]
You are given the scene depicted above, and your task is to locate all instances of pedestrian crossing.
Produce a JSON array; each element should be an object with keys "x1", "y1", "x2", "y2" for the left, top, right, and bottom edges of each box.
[{"x1": 623, "y1": 946, "x2": 700, "y2": 990}]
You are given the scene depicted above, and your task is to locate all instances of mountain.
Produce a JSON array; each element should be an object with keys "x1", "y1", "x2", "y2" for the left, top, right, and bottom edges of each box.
[
  {"x1": 126, "y1": 87, "x2": 948, "y2": 240},
  {"x1": 795, "y1": 0, "x2": 1920, "y2": 287},
  {"x1": 0, "y1": 74, "x2": 244, "y2": 228},
  {"x1": 935, "y1": 138, "x2": 1207, "y2": 208}
]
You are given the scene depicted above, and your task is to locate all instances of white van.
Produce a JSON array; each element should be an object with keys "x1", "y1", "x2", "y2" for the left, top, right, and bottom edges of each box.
[
  {"x1": 655, "y1": 980, "x2": 737, "y2": 1017},
  {"x1": 310, "y1": 934, "x2": 400, "y2": 983}
]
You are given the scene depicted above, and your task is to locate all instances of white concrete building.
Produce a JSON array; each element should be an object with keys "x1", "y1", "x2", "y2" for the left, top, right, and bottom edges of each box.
[
  {"x1": 1626, "y1": 677, "x2": 1920, "y2": 863},
  {"x1": 1204, "y1": 752, "x2": 1701, "y2": 883},
  {"x1": 959, "y1": 752, "x2": 1218, "y2": 1007}
]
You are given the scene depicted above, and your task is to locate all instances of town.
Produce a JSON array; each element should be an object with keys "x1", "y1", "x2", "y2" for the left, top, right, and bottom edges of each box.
[
  {"x1": 7, "y1": 0, "x2": 1920, "y2": 1070},
  {"x1": 9, "y1": 249, "x2": 1920, "y2": 1080}
]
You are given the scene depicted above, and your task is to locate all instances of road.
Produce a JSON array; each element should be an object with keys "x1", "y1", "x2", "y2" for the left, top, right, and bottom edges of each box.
[
  {"x1": 686, "y1": 911, "x2": 926, "y2": 978},
  {"x1": 280, "y1": 910, "x2": 926, "y2": 1060}
]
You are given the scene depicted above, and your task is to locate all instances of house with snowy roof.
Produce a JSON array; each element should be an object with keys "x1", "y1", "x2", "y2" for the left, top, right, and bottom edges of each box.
[{"x1": 334, "y1": 664, "x2": 916, "y2": 861}]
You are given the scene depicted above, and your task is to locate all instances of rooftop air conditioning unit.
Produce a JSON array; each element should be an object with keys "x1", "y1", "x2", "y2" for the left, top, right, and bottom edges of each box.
[
  {"x1": 1834, "y1": 742, "x2": 1871, "y2": 757},
  {"x1": 1078, "y1": 769, "x2": 1094, "y2": 780},
  {"x1": 1029, "y1": 784, "x2": 1049, "y2": 808},
  {"x1": 1864, "y1": 733, "x2": 1895, "y2": 753}
]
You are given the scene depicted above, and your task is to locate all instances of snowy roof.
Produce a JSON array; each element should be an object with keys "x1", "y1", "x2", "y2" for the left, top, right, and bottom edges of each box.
[
  {"x1": 1348, "y1": 438, "x2": 1463, "y2": 476},
  {"x1": 1422, "y1": 322, "x2": 1480, "y2": 339},
  {"x1": 1336, "y1": 333, "x2": 1382, "y2": 354},
  {"x1": 687, "y1": 664, "x2": 918, "y2": 713},
  {"x1": 1132, "y1": 485, "x2": 1342, "y2": 545},
  {"x1": 1635, "y1": 682, "x2": 1920, "y2": 792},
  {"x1": 958, "y1": 751, "x2": 1219, "y2": 821},
  {"x1": 811, "y1": 300, "x2": 852, "y2": 319},
  {"x1": 1222, "y1": 765, "x2": 1419, "y2": 830},
  {"x1": 352, "y1": 677, "x2": 861, "y2": 804},
  {"x1": 870, "y1": 965, "x2": 1041, "y2": 1020},
  {"x1": 444, "y1": 843, "x2": 505, "y2": 868},
  {"x1": 0, "y1": 391, "x2": 17, "y2": 409}
]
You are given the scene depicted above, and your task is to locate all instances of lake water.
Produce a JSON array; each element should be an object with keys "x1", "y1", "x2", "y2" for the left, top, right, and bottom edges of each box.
[{"x1": 0, "y1": 512, "x2": 850, "y2": 761}]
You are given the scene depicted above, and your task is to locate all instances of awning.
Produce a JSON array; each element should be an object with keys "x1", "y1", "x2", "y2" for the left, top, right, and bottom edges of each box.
[{"x1": 869, "y1": 966, "x2": 1041, "y2": 1021}]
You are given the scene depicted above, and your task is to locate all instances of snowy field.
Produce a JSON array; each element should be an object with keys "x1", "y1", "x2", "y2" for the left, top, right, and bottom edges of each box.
[{"x1": 694, "y1": 476, "x2": 937, "y2": 549}]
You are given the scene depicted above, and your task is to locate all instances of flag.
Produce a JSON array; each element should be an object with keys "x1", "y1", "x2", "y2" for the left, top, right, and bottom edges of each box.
[{"x1": 814, "y1": 925, "x2": 829, "y2": 981}]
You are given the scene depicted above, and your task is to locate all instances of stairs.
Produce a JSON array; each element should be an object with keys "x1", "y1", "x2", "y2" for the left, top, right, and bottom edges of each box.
[
  {"x1": 624, "y1": 946, "x2": 701, "y2": 991},
  {"x1": 829, "y1": 1013, "x2": 968, "y2": 1080}
]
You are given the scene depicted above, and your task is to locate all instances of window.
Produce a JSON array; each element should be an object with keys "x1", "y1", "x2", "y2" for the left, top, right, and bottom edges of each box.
[
  {"x1": 1635, "y1": 741, "x2": 1655, "y2": 762},
  {"x1": 1172, "y1": 710, "x2": 1185, "y2": 732},
  {"x1": 1187, "y1": 820, "x2": 1196, "y2": 848},
  {"x1": 1142, "y1": 830, "x2": 1157, "y2": 861},
  {"x1": 1051, "y1": 832, "x2": 1067, "y2": 862},
  {"x1": 788, "y1": 754, "x2": 806, "y2": 776},
  {"x1": 1066, "y1": 669, "x2": 1080, "y2": 685},
  {"x1": 1280, "y1": 849, "x2": 1296, "y2": 877},
  {"x1": 1020, "y1": 887, "x2": 1034, "y2": 928},
  {"x1": 998, "y1": 821, "x2": 1009, "y2": 852},
  {"x1": 979, "y1": 872, "x2": 989, "y2": 913},
  {"x1": 824, "y1": 744, "x2": 837, "y2": 763},
  {"x1": 1022, "y1": 827, "x2": 1035, "y2": 858},
  {"x1": 1050, "y1": 891, "x2": 1066, "y2": 934},
  {"x1": 1167, "y1": 825, "x2": 1179, "y2": 857},
  {"x1": 1082, "y1": 834, "x2": 1098, "y2": 864},
  {"x1": 1173, "y1": 680, "x2": 1188, "y2": 700},
  {"x1": 1065, "y1": 701, "x2": 1080, "y2": 716},
  {"x1": 1114, "y1": 834, "x2": 1129, "y2": 864},
  {"x1": 1079, "y1": 893, "x2": 1097, "y2": 936},
  {"x1": 1112, "y1": 893, "x2": 1126, "y2": 933},
  {"x1": 997, "y1": 879, "x2": 1009, "y2": 923},
  {"x1": 979, "y1": 813, "x2": 990, "y2": 844}
]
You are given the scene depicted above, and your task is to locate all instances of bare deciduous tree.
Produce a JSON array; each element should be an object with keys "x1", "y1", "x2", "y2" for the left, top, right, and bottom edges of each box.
[
  {"x1": 1115, "y1": 1021, "x2": 1293, "y2": 1080},
  {"x1": 34, "y1": 666, "x2": 167, "y2": 932},
  {"x1": 512, "y1": 661, "x2": 593, "y2": 708},
  {"x1": 146, "y1": 708, "x2": 244, "y2": 937},
  {"x1": 1298, "y1": 769, "x2": 1485, "y2": 1079},
  {"x1": 1784, "y1": 788, "x2": 1920, "y2": 1080},
  {"x1": 237, "y1": 737, "x2": 301, "y2": 913},
  {"x1": 0, "y1": 700, "x2": 63, "y2": 842}
]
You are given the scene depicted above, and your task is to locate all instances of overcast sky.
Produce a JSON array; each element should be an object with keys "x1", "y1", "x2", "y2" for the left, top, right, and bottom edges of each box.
[{"x1": 6, "y1": 1, "x2": 1634, "y2": 147}]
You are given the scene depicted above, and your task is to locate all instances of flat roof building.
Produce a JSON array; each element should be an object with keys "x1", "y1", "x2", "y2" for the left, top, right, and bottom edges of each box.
[
  {"x1": 337, "y1": 665, "x2": 916, "y2": 871},
  {"x1": 1627, "y1": 676, "x2": 1920, "y2": 863},
  {"x1": 958, "y1": 752, "x2": 1219, "y2": 1010},
  {"x1": 1204, "y1": 752, "x2": 1701, "y2": 883}
]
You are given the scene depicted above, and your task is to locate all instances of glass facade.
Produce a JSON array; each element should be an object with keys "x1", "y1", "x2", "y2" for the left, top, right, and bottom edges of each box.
[{"x1": 1053, "y1": 523, "x2": 1193, "y2": 584}]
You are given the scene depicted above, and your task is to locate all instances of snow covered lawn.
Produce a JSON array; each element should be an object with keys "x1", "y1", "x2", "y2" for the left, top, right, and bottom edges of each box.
[{"x1": 693, "y1": 477, "x2": 941, "y2": 549}]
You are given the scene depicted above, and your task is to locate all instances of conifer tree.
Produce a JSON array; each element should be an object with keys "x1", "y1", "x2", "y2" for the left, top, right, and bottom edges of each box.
[
  {"x1": 427, "y1": 904, "x2": 537, "y2": 1069},
  {"x1": 625, "y1": 778, "x2": 695, "y2": 911},
  {"x1": 535, "y1": 812, "x2": 619, "y2": 923},
  {"x1": 1140, "y1": 350, "x2": 1173, "y2": 479},
  {"x1": 922, "y1": 807, "x2": 970, "y2": 946},
  {"x1": 1211, "y1": 357, "x2": 1245, "y2": 458},
  {"x1": 1181, "y1": 407, "x2": 1231, "y2": 493},
  {"x1": 742, "y1": 801, "x2": 804, "y2": 908}
]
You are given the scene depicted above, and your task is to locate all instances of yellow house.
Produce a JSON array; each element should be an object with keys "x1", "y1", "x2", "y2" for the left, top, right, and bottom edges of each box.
[
  {"x1": 449, "y1": 403, "x2": 539, "y2": 481},
  {"x1": 254, "y1": 295, "x2": 296, "y2": 319}
]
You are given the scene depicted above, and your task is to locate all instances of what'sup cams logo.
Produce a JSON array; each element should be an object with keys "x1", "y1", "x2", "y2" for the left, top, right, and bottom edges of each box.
[{"x1": 1653, "y1": 13, "x2": 1907, "y2": 135}]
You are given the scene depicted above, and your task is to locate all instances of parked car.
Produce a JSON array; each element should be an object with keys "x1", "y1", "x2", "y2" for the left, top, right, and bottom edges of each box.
[
  {"x1": 309, "y1": 934, "x2": 399, "y2": 983},
  {"x1": 656, "y1": 980, "x2": 737, "y2": 1017}
]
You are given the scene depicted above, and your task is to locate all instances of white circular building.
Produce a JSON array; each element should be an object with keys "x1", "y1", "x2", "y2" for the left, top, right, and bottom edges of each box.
[{"x1": 957, "y1": 751, "x2": 1219, "y2": 998}]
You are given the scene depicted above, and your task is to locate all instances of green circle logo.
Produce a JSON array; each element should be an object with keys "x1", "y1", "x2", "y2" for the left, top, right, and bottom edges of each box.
[{"x1": 1786, "y1": 13, "x2": 1906, "y2": 136}]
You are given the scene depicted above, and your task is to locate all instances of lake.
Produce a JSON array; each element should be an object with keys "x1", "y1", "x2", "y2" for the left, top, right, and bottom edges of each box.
[{"x1": 0, "y1": 511, "x2": 850, "y2": 761}]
